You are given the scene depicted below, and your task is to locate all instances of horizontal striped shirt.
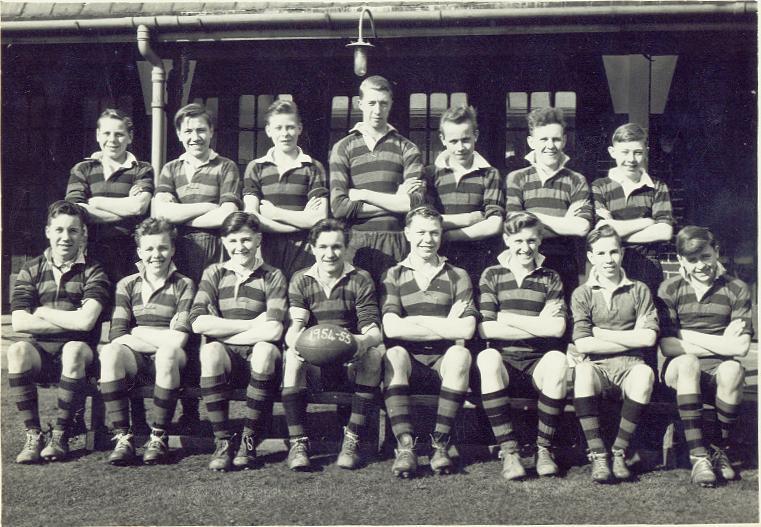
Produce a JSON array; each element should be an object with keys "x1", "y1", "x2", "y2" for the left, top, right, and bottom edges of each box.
[
  {"x1": 330, "y1": 124, "x2": 424, "y2": 231},
  {"x1": 657, "y1": 270, "x2": 753, "y2": 339},
  {"x1": 289, "y1": 263, "x2": 380, "y2": 334},
  {"x1": 109, "y1": 265, "x2": 196, "y2": 341},
  {"x1": 479, "y1": 251, "x2": 566, "y2": 361},
  {"x1": 189, "y1": 261, "x2": 287, "y2": 326},
  {"x1": 571, "y1": 270, "x2": 659, "y2": 359},
  {"x1": 243, "y1": 147, "x2": 328, "y2": 209},
  {"x1": 156, "y1": 150, "x2": 242, "y2": 210},
  {"x1": 66, "y1": 152, "x2": 154, "y2": 239},
  {"x1": 11, "y1": 249, "x2": 111, "y2": 343}
]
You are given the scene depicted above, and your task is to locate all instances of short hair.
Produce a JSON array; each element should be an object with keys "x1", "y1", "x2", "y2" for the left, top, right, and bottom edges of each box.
[
  {"x1": 503, "y1": 211, "x2": 542, "y2": 236},
  {"x1": 676, "y1": 226, "x2": 717, "y2": 257},
  {"x1": 405, "y1": 205, "x2": 443, "y2": 228},
  {"x1": 439, "y1": 105, "x2": 478, "y2": 136},
  {"x1": 265, "y1": 99, "x2": 301, "y2": 125},
  {"x1": 612, "y1": 123, "x2": 647, "y2": 145},
  {"x1": 174, "y1": 103, "x2": 214, "y2": 131},
  {"x1": 46, "y1": 200, "x2": 87, "y2": 227},
  {"x1": 133, "y1": 217, "x2": 177, "y2": 246},
  {"x1": 98, "y1": 108, "x2": 134, "y2": 134},
  {"x1": 586, "y1": 224, "x2": 622, "y2": 252},
  {"x1": 359, "y1": 75, "x2": 393, "y2": 99},
  {"x1": 527, "y1": 107, "x2": 566, "y2": 134},
  {"x1": 308, "y1": 218, "x2": 350, "y2": 247},
  {"x1": 220, "y1": 212, "x2": 260, "y2": 237}
]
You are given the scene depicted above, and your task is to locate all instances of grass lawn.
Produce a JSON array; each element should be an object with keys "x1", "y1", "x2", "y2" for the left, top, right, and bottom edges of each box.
[{"x1": 2, "y1": 375, "x2": 758, "y2": 526}]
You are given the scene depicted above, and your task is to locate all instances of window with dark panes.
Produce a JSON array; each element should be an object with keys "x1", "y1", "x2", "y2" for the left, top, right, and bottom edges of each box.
[{"x1": 328, "y1": 95, "x2": 362, "y2": 157}]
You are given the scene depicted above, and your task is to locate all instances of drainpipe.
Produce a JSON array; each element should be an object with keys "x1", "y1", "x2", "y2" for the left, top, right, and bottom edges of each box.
[{"x1": 136, "y1": 25, "x2": 166, "y2": 178}]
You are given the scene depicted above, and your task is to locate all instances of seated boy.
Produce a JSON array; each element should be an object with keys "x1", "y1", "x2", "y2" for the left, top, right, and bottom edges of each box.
[
  {"x1": 592, "y1": 123, "x2": 674, "y2": 293},
  {"x1": 571, "y1": 225, "x2": 658, "y2": 483},
  {"x1": 659, "y1": 226, "x2": 752, "y2": 486},
  {"x1": 99, "y1": 218, "x2": 196, "y2": 465},
  {"x1": 381, "y1": 206, "x2": 478, "y2": 478},
  {"x1": 282, "y1": 219, "x2": 384, "y2": 471},
  {"x1": 476, "y1": 212, "x2": 567, "y2": 481},
  {"x1": 8, "y1": 200, "x2": 110, "y2": 463},
  {"x1": 190, "y1": 212, "x2": 287, "y2": 471}
]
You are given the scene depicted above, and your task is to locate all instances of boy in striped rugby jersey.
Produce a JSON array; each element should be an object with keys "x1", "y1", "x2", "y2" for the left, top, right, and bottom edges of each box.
[
  {"x1": 381, "y1": 206, "x2": 478, "y2": 478},
  {"x1": 330, "y1": 75, "x2": 426, "y2": 284},
  {"x1": 423, "y1": 105, "x2": 505, "y2": 286},
  {"x1": 571, "y1": 225, "x2": 658, "y2": 483},
  {"x1": 66, "y1": 109, "x2": 154, "y2": 284},
  {"x1": 99, "y1": 218, "x2": 196, "y2": 466},
  {"x1": 282, "y1": 219, "x2": 383, "y2": 471},
  {"x1": 190, "y1": 212, "x2": 287, "y2": 471},
  {"x1": 9, "y1": 200, "x2": 110, "y2": 463},
  {"x1": 476, "y1": 212, "x2": 568, "y2": 481},
  {"x1": 505, "y1": 107, "x2": 592, "y2": 298},
  {"x1": 243, "y1": 100, "x2": 329, "y2": 279},
  {"x1": 658, "y1": 226, "x2": 752, "y2": 486},
  {"x1": 592, "y1": 123, "x2": 674, "y2": 293}
]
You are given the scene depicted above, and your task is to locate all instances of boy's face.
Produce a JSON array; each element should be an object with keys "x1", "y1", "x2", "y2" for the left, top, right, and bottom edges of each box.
[
  {"x1": 405, "y1": 215, "x2": 442, "y2": 261},
  {"x1": 96, "y1": 117, "x2": 133, "y2": 162},
  {"x1": 608, "y1": 140, "x2": 647, "y2": 178},
  {"x1": 137, "y1": 232, "x2": 175, "y2": 276},
  {"x1": 45, "y1": 214, "x2": 85, "y2": 264},
  {"x1": 503, "y1": 226, "x2": 542, "y2": 267},
  {"x1": 177, "y1": 116, "x2": 213, "y2": 159},
  {"x1": 358, "y1": 88, "x2": 392, "y2": 131},
  {"x1": 265, "y1": 113, "x2": 302, "y2": 155},
  {"x1": 439, "y1": 121, "x2": 478, "y2": 167},
  {"x1": 677, "y1": 245, "x2": 719, "y2": 285},
  {"x1": 311, "y1": 230, "x2": 346, "y2": 276},
  {"x1": 527, "y1": 123, "x2": 566, "y2": 170},
  {"x1": 222, "y1": 226, "x2": 261, "y2": 268},
  {"x1": 587, "y1": 235, "x2": 623, "y2": 281}
]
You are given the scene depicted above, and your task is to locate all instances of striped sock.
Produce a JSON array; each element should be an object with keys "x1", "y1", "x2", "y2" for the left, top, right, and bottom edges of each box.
[
  {"x1": 433, "y1": 387, "x2": 466, "y2": 438},
  {"x1": 715, "y1": 397, "x2": 740, "y2": 446},
  {"x1": 56, "y1": 376, "x2": 86, "y2": 432},
  {"x1": 152, "y1": 385, "x2": 179, "y2": 430},
  {"x1": 201, "y1": 374, "x2": 230, "y2": 439},
  {"x1": 244, "y1": 372, "x2": 276, "y2": 437},
  {"x1": 573, "y1": 395, "x2": 605, "y2": 454},
  {"x1": 347, "y1": 384, "x2": 376, "y2": 437},
  {"x1": 612, "y1": 398, "x2": 647, "y2": 451},
  {"x1": 101, "y1": 379, "x2": 130, "y2": 434},
  {"x1": 383, "y1": 385, "x2": 413, "y2": 439},
  {"x1": 9, "y1": 371, "x2": 40, "y2": 431},
  {"x1": 482, "y1": 388, "x2": 516, "y2": 450},
  {"x1": 281, "y1": 387, "x2": 308, "y2": 439},
  {"x1": 537, "y1": 392, "x2": 565, "y2": 448},
  {"x1": 677, "y1": 393, "x2": 707, "y2": 457}
]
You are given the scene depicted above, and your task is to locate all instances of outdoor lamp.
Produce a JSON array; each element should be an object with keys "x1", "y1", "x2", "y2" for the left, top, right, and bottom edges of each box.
[{"x1": 346, "y1": 7, "x2": 377, "y2": 77}]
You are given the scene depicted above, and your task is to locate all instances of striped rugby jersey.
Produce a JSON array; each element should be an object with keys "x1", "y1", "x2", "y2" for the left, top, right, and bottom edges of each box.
[
  {"x1": 330, "y1": 125, "x2": 424, "y2": 231},
  {"x1": 109, "y1": 263, "x2": 196, "y2": 341},
  {"x1": 11, "y1": 248, "x2": 111, "y2": 343},
  {"x1": 243, "y1": 147, "x2": 328, "y2": 209},
  {"x1": 66, "y1": 152, "x2": 154, "y2": 239},
  {"x1": 657, "y1": 267, "x2": 753, "y2": 339},
  {"x1": 288, "y1": 263, "x2": 380, "y2": 334},
  {"x1": 156, "y1": 151, "x2": 241, "y2": 209},
  {"x1": 189, "y1": 260, "x2": 287, "y2": 326}
]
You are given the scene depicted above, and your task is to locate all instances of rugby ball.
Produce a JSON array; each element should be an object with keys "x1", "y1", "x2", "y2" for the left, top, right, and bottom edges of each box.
[{"x1": 296, "y1": 324, "x2": 357, "y2": 366}]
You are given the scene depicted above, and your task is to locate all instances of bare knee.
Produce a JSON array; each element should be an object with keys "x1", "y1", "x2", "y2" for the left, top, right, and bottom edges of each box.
[
  {"x1": 250, "y1": 342, "x2": 280, "y2": 375},
  {"x1": 356, "y1": 345, "x2": 383, "y2": 378},
  {"x1": 61, "y1": 341, "x2": 92, "y2": 373},
  {"x1": 716, "y1": 361, "x2": 744, "y2": 391},
  {"x1": 200, "y1": 342, "x2": 227, "y2": 374},
  {"x1": 665, "y1": 354, "x2": 700, "y2": 388},
  {"x1": 625, "y1": 364, "x2": 654, "y2": 401},
  {"x1": 476, "y1": 348, "x2": 502, "y2": 374},
  {"x1": 7, "y1": 342, "x2": 38, "y2": 372},
  {"x1": 573, "y1": 362, "x2": 597, "y2": 393},
  {"x1": 154, "y1": 346, "x2": 184, "y2": 375},
  {"x1": 383, "y1": 346, "x2": 411, "y2": 384},
  {"x1": 441, "y1": 345, "x2": 471, "y2": 378}
]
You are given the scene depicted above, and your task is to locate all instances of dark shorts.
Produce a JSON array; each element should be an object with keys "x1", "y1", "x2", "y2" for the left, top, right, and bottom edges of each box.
[
  {"x1": 175, "y1": 230, "x2": 223, "y2": 284},
  {"x1": 662, "y1": 356, "x2": 746, "y2": 400},
  {"x1": 408, "y1": 354, "x2": 446, "y2": 395},
  {"x1": 220, "y1": 343, "x2": 283, "y2": 389},
  {"x1": 581, "y1": 355, "x2": 647, "y2": 401},
  {"x1": 15, "y1": 338, "x2": 97, "y2": 384},
  {"x1": 347, "y1": 230, "x2": 408, "y2": 284},
  {"x1": 123, "y1": 347, "x2": 157, "y2": 390},
  {"x1": 505, "y1": 358, "x2": 542, "y2": 396},
  {"x1": 261, "y1": 231, "x2": 315, "y2": 280}
]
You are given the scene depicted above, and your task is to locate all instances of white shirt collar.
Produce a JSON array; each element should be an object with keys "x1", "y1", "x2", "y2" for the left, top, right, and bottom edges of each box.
[
  {"x1": 136, "y1": 261, "x2": 178, "y2": 304},
  {"x1": 679, "y1": 262, "x2": 727, "y2": 300},
  {"x1": 180, "y1": 149, "x2": 219, "y2": 169},
  {"x1": 136, "y1": 260, "x2": 178, "y2": 283},
  {"x1": 525, "y1": 150, "x2": 570, "y2": 182},
  {"x1": 90, "y1": 151, "x2": 138, "y2": 180},
  {"x1": 223, "y1": 257, "x2": 264, "y2": 279},
  {"x1": 254, "y1": 147, "x2": 312, "y2": 179},
  {"x1": 586, "y1": 267, "x2": 633, "y2": 290},
  {"x1": 399, "y1": 254, "x2": 448, "y2": 272},
  {"x1": 44, "y1": 248, "x2": 86, "y2": 285},
  {"x1": 304, "y1": 261, "x2": 355, "y2": 282},
  {"x1": 608, "y1": 167, "x2": 655, "y2": 198},
  {"x1": 495, "y1": 250, "x2": 545, "y2": 287},
  {"x1": 434, "y1": 151, "x2": 492, "y2": 180},
  {"x1": 350, "y1": 122, "x2": 397, "y2": 137}
]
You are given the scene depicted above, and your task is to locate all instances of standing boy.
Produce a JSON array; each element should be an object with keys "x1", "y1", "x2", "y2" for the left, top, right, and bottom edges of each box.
[
  {"x1": 658, "y1": 226, "x2": 752, "y2": 486},
  {"x1": 571, "y1": 225, "x2": 658, "y2": 483},
  {"x1": 190, "y1": 212, "x2": 287, "y2": 471},
  {"x1": 381, "y1": 206, "x2": 478, "y2": 478},
  {"x1": 476, "y1": 212, "x2": 568, "y2": 481},
  {"x1": 243, "y1": 100, "x2": 329, "y2": 279},
  {"x1": 282, "y1": 219, "x2": 383, "y2": 471},
  {"x1": 424, "y1": 105, "x2": 505, "y2": 285},
  {"x1": 99, "y1": 218, "x2": 196, "y2": 466},
  {"x1": 330, "y1": 75, "x2": 425, "y2": 283},
  {"x1": 593, "y1": 123, "x2": 674, "y2": 293},
  {"x1": 506, "y1": 107, "x2": 592, "y2": 296},
  {"x1": 8, "y1": 200, "x2": 110, "y2": 463}
]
